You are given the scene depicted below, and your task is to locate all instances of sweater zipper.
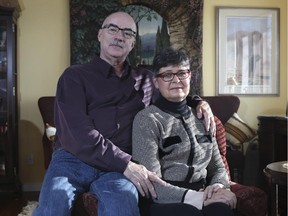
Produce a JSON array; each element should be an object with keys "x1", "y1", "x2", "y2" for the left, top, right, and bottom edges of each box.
[{"x1": 181, "y1": 116, "x2": 195, "y2": 182}]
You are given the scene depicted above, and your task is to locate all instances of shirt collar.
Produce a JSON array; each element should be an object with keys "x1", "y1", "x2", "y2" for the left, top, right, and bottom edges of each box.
[{"x1": 90, "y1": 56, "x2": 131, "y2": 78}]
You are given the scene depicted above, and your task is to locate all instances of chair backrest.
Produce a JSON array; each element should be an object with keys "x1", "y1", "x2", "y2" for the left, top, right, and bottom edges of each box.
[
  {"x1": 37, "y1": 95, "x2": 239, "y2": 127},
  {"x1": 202, "y1": 96, "x2": 240, "y2": 124},
  {"x1": 38, "y1": 96, "x2": 56, "y2": 127},
  {"x1": 38, "y1": 96, "x2": 56, "y2": 169}
]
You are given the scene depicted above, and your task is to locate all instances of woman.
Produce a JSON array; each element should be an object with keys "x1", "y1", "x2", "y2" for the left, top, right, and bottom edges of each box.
[{"x1": 132, "y1": 48, "x2": 236, "y2": 216}]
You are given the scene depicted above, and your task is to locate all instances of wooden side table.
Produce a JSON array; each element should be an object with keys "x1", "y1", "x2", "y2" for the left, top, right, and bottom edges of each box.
[
  {"x1": 257, "y1": 115, "x2": 287, "y2": 189},
  {"x1": 264, "y1": 161, "x2": 287, "y2": 216}
]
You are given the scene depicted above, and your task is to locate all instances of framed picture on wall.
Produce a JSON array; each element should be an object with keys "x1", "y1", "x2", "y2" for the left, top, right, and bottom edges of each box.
[{"x1": 216, "y1": 7, "x2": 280, "y2": 96}]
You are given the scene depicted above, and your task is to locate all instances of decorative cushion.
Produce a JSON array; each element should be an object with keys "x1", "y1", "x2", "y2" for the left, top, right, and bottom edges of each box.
[
  {"x1": 215, "y1": 116, "x2": 267, "y2": 216},
  {"x1": 224, "y1": 113, "x2": 256, "y2": 150}
]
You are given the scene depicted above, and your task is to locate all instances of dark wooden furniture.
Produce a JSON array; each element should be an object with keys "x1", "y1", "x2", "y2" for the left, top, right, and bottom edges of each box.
[
  {"x1": 264, "y1": 161, "x2": 287, "y2": 216},
  {"x1": 0, "y1": 6, "x2": 21, "y2": 195},
  {"x1": 257, "y1": 115, "x2": 288, "y2": 189}
]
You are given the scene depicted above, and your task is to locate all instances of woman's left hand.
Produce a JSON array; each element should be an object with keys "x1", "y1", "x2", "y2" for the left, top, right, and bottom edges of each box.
[
  {"x1": 204, "y1": 188, "x2": 237, "y2": 209},
  {"x1": 201, "y1": 183, "x2": 224, "y2": 200}
]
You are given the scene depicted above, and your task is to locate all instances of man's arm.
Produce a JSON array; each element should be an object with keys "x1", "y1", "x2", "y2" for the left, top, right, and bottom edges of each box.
[
  {"x1": 187, "y1": 95, "x2": 216, "y2": 136},
  {"x1": 54, "y1": 67, "x2": 131, "y2": 173}
]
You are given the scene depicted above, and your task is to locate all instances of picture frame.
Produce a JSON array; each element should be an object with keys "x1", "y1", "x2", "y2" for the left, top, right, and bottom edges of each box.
[{"x1": 216, "y1": 7, "x2": 280, "y2": 96}]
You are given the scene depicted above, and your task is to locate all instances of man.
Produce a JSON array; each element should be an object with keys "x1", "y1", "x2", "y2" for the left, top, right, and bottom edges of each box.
[{"x1": 33, "y1": 12, "x2": 214, "y2": 216}]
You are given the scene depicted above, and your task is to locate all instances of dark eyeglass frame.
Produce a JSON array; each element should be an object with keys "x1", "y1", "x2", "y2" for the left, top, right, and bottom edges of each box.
[
  {"x1": 101, "y1": 23, "x2": 136, "y2": 39},
  {"x1": 155, "y1": 69, "x2": 191, "y2": 82}
]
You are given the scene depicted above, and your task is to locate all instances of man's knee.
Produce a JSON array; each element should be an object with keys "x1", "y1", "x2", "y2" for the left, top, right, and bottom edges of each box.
[{"x1": 90, "y1": 172, "x2": 140, "y2": 216}]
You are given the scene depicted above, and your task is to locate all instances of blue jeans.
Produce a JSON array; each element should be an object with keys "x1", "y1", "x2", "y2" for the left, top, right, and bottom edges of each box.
[{"x1": 33, "y1": 148, "x2": 139, "y2": 216}]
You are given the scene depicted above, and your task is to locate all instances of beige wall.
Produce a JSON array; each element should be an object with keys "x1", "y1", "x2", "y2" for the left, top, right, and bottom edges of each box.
[
  {"x1": 18, "y1": 0, "x2": 70, "y2": 189},
  {"x1": 17, "y1": 0, "x2": 287, "y2": 189}
]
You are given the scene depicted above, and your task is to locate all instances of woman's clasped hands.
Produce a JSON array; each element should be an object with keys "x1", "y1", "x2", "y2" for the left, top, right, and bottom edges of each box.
[{"x1": 202, "y1": 184, "x2": 237, "y2": 209}]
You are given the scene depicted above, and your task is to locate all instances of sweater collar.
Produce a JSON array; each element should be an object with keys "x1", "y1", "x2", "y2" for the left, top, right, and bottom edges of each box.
[{"x1": 154, "y1": 94, "x2": 191, "y2": 118}]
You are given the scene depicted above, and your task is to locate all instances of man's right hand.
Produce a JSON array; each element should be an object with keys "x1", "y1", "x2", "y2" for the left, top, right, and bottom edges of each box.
[
  {"x1": 123, "y1": 161, "x2": 166, "y2": 199},
  {"x1": 196, "y1": 101, "x2": 216, "y2": 137}
]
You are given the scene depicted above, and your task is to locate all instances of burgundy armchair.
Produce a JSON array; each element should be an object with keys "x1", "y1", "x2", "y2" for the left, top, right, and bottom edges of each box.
[
  {"x1": 200, "y1": 96, "x2": 245, "y2": 183},
  {"x1": 38, "y1": 95, "x2": 267, "y2": 216}
]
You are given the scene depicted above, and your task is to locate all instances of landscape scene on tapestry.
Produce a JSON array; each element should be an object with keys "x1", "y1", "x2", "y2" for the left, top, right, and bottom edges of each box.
[{"x1": 125, "y1": 5, "x2": 170, "y2": 67}]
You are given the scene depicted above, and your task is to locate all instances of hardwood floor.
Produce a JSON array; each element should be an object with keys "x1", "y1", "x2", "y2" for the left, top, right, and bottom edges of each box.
[{"x1": 0, "y1": 191, "x2": 39, "y2": 216}]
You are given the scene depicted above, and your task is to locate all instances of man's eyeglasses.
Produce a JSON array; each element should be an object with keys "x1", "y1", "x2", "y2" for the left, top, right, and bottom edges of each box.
[
  {"x1": 101, "y1": 24, "x2": 136, "y2": 39},
  {"x1": 156, "y1": 69, "x2": 191, "y2": 82}
]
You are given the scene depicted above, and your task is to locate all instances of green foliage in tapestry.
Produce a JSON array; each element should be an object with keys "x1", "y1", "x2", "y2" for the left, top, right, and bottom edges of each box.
[
  {"x1": 125, "y1": 5, "x2": 164, "y2": 66},
  {"x1": 155, "y1": 19, "x2": 170, "y2": 55},
  {"x1": 70, "y1": 0, "x2": 122, "y2": 64}
]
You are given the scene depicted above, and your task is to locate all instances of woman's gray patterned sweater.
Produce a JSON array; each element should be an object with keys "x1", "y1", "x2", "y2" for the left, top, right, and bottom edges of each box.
[{"x1": 132, "y1": 105, "x2": 230, "y2": 204}]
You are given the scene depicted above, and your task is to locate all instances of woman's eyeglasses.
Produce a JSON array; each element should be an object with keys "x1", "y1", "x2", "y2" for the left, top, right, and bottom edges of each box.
[{"x1": 156, "y1": 69, "x2": 191, "y2": 82}]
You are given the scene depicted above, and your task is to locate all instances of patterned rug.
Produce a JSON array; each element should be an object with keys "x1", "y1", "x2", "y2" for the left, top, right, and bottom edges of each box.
[{"x1": 18, "y1": 201, "x2": 38, "y2": 216}]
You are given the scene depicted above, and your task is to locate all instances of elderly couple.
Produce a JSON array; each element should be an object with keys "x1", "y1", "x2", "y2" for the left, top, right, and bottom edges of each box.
[{"x1": 33, "y1": 12, "x2": 236, "y2": 216}]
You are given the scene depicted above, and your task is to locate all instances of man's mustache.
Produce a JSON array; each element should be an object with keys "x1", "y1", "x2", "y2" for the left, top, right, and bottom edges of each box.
[{"x1": 110, "y1": 41, "x2": 123, "y2": 48}]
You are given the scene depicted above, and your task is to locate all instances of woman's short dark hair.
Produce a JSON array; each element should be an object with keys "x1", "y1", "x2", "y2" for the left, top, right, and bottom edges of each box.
[{"x1": 152, "y1": 47, "x2": 190, "y2": 74}]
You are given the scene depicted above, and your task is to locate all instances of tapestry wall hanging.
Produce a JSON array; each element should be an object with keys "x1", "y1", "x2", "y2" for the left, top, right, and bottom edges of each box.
[{"x1": 70, "y1": 0, "x2": 203, "y2": 95}]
